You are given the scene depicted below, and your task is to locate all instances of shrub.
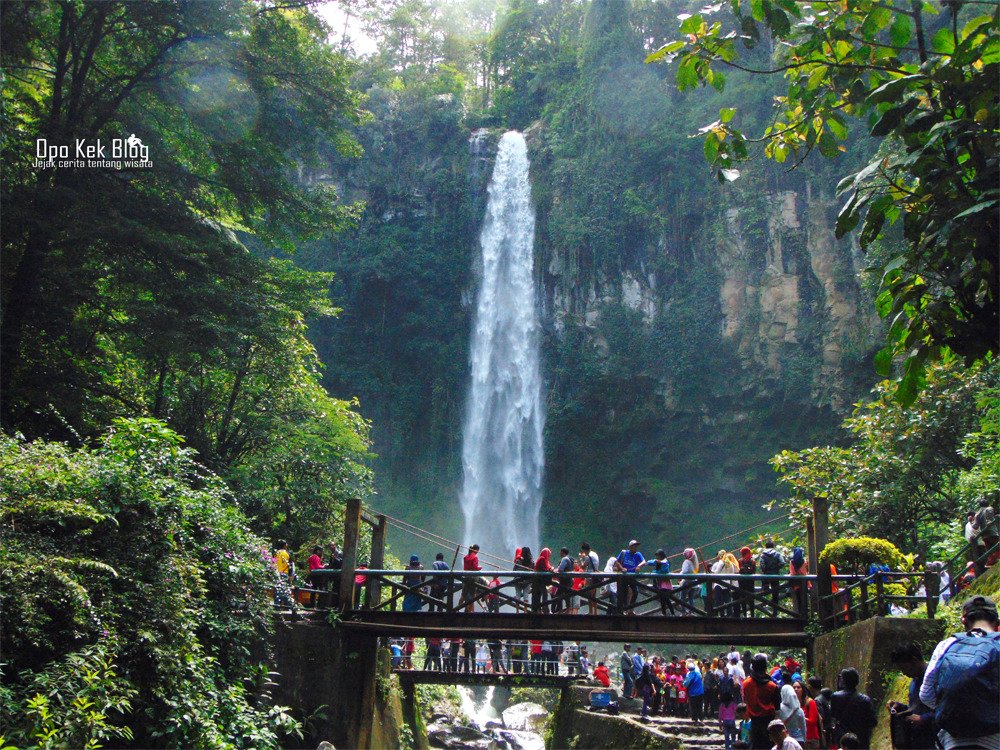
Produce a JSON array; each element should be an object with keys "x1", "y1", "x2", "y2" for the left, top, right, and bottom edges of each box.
[
  {"x1": 0, "y1": 419, "x2": 300, "y2": 748},
  {"x1": 819, "y1": 537, "x2": 905, "y2": 574}
]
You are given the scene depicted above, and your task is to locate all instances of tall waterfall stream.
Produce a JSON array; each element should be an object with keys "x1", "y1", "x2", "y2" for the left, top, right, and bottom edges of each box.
[{"x1": 460, "y1": 130, "x2": 544, "y2": 559}]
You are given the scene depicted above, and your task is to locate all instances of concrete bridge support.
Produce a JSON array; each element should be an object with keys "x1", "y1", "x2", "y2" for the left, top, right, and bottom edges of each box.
[{"x1": 271, "y1": 621, "x2": 405, "y2": 749}]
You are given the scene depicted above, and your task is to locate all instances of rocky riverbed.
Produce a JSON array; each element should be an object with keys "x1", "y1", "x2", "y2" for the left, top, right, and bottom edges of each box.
[{"x1": 426, "y1": 688, "x2": 547, "y2": 750}]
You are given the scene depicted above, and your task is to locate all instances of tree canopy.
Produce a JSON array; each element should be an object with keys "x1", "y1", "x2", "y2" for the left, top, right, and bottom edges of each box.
[{"x1": 650, "y1": 0, "x2": 999, "y2": 403}]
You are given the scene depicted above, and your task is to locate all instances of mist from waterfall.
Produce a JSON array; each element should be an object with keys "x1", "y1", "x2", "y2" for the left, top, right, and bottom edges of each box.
[{"x1": 460, "y1": 131, "x2": 544, "y2": 561}]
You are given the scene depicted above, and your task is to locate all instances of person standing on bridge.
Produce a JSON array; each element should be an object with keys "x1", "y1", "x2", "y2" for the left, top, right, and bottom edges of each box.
[
  {"x1": 402, "y1": 555, "x2": 425, "y2": 612},
  {"x1": 557, "y1": 547, "x2": 575, "y2": 612},
  {"x1": 638, "y1": 548, "x2": 676, "y2": 616},
  {"x1": 679, "y1": 548, "x2": 698, "y2": 612},
  {"x1": 424, "y1": 637, "x2": 443, "y2": 671},
  {"x1": 759, "y1": 540, "x2": 786, "y2": 616},
  {"x1": 616, "y1": 540, "x2": 645, "y2": 615},
  {"x1": 579, "y1": 543, "x2": 600, "y2": 615},
  {"x1": 428, "y1": 552, "x2": 450, "y2": 611},
  {"x1": 738, "y1": 547, "x2": 757, "y2": 617},
  {"x1": 603, "y1": 555, "x2": 623, "y2": 614},
  {"x1": 460, "y1": 544, "x2": 482, "y2": 613},
  {"x1": 514, "y1": 547, "x2": 533, "y2": 612},
  {"x1": 533, "y1": 548, "x2": 554, "y2": 613},
  {"x1": 789, "y1": 547, "x2": 809, "y2": 617}
]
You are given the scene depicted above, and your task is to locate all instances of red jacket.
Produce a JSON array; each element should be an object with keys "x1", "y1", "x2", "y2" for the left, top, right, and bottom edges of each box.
[
  {"x1": 742, "y1": 675, "x2": 779, "y2": 718},
  {"x1": 463, "y1": 552, "x2": 482, "y2": 571},
  {"x1": 594, "y1": 665, "x2": 611, "y2": 687}
]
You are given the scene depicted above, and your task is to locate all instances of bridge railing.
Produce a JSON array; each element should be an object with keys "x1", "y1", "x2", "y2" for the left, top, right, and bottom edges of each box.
[{"x1": 329, "y1": 569, "x2": 815, "y2": 620}]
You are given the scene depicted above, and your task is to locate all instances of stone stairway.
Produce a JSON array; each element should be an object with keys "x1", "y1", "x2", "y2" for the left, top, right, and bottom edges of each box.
[
  {"x1": 613, "y1": 701, "x2": 727, "y2": 749},
  {"x1": 642, "y1": 716, "x2": 726, "y2": 749}
]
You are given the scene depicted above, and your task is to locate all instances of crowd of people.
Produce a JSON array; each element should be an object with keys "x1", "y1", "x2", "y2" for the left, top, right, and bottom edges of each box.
[
  {"x1": 386, "y1": 636, "x2": 592, "y2": 676},
  {"x1": 385, "y1": 539, "x2": 817, "y2": 617},
  {"x1": 380, "y1": 594, "x2": 1000, "y2": 750},
  {"x1": 270, "y1": 492, "x2": 1000, "y2": 617}
]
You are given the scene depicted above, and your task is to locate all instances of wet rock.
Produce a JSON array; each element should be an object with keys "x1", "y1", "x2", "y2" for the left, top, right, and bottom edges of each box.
[
  {"x1": 501, "y1": 701, "x2": 548, "y2": 732},
  {"x1": 428, "y1": 723, "x2": 497, "y2": 749}
]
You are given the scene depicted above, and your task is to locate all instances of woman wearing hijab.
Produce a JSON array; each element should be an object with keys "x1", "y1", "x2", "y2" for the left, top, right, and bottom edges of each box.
[
  {"x1": 680, "y1": 548, "x2": 698, "y2": 612},
  {"x1": 789, "y1": 546, "x2": 808, "y2": 616},
  {"x1": 533, "y1": 548, "x2": 554, "y2": 613},
  {"x1": 402, "y1": 555, "x2": 425, "y2": 612},
  {"x1": 776, "y1": 670, "x2": 807, "y2": 744},
  {"x1": 738, "y1": 546, "x2": 757, "y2": 617}
]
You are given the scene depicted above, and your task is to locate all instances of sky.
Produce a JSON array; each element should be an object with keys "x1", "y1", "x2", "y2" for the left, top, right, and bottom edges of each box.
[{"x1": 315, "y1": 1, "x2": 379, "y2": 55}]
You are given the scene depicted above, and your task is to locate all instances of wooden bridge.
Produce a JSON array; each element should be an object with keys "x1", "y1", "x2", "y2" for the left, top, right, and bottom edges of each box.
[
  {"x1": 392, "y1": 669, "x2": 577, "y2": 689},
  {"x1": 290, "y1": 497, "x2": 972, "y2": 648}
]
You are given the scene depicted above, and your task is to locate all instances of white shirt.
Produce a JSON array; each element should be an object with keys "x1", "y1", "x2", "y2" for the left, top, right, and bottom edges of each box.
[
  {"x1": 772, "y1": 737, "x2": 802, "y2": 750},
  {"x1": 939, "y1": 571, "x2": 952, "y2": 603},
  {"x1": 728, "y1": 661, "x2": 746, "y2": 681},
  {"x1": 919, "y1": 630, "x2": 1000, "y2": 750},
  {"x1": 603, "y1": 558, "x2": 618, "y2": 594}
]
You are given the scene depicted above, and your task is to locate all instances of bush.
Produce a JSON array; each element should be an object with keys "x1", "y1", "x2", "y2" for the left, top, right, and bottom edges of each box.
[
  {"x1": 819, "y1": 537, "x2": 905, "y2": 574},
  {"x1": 0, "y1": 419, "x2": 301, "y2": 748}
]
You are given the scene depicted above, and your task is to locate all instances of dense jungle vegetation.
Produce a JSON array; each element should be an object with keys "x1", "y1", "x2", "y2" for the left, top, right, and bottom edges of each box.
[{"x1": 0, "y1": 0, "x2": 996, "y2": 746}]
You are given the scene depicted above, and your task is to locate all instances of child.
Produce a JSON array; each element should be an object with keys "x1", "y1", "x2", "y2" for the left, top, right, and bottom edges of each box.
[
  {"x1": 668, "y1": 674, "x2": 679, "y2": 715},
  {"x1": 486, "y1": 576, "x2": 501, "y2": 613},
  {"x1": 719, "y1": 685, "x2": 738, "y2": 750},
  {"x1": 839, "y1": 733, "x2": 860, "y2": 750},
  {"x1": 735, "y1": 703, "x2": 751, "y2": 748}
]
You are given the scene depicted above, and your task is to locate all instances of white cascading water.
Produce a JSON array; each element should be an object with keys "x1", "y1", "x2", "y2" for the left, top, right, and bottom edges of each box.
[{"x1": 460, "y1": 131, "x2": 544, "y2": 560}]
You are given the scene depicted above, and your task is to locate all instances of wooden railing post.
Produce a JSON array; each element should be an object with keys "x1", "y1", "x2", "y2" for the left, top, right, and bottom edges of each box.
[
  {"x1": 860, "y1": 577, "x2": 870, "y2": 620},
  {"x1": 925, "y1": 567, "x2": 939, "y2": 618},
  {"x1": 875, "y1": 575, "x2": 887, "y2": 616},
  {"x1": 339, "y1": 497, "x2": 362, "y2": 611},
  {"x1": 366, "y1": 514, "x2": 386, "y2": 609},
  {"x1": 813, "y1": 497, "x2": 834, "y2": 626},
  {"x1": 806, "y1": 517, "x2": 818, "y2": 619}
]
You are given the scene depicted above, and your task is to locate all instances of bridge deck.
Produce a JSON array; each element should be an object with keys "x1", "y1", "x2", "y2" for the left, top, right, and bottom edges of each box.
[
  {"x1": 342, "y1": 611, "x2": 810, "y2": 646},
  {"x1": 392, "y1": 669, "x2": 577, "y2": 688}
]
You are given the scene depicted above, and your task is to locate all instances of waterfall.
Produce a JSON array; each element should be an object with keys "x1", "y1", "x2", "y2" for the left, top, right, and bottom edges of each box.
[{"x1": 460, "y1": 130, "x2": 544, "y2": 561}]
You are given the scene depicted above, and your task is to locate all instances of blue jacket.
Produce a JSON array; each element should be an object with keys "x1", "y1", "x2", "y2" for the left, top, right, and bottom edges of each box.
[
  {"x1": 684, "y1": 669, "x2": 705, "y2": 697},
  {"x1": 632, "y1": 653, "x2": 645, "y2": 675}
]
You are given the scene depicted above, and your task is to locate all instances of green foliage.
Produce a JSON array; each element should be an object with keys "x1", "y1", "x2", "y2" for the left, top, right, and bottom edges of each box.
[
  {"x1": 1, "y1": 645, "x2": 136, "y2": 750},
  {"x1": 0, "y1": 421, "x2": 301, "y2": 748},
  {"x1": 771, "y1": 358, "x2": 997, "y2": 552},
  {"x1": 652, "y1": 0, "x2": 999, "y2": 403},
  {"x1": 819, "y1": 537, "x2": 905, "y2": 573}
]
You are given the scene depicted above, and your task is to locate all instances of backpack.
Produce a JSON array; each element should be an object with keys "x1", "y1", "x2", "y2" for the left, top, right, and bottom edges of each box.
[
  {"x1": 739, "y1": 557, "x2": 756, "y2": 575},
  {"x1": 933, "y1": 631, "x2": 1000, "y2": 736},
  {"x1": 760, "y1": 549, "x2": 783, "y2": 574}
]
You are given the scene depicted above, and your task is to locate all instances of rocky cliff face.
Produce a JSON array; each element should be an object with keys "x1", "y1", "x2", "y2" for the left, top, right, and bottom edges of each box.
[{"x1": 537, "y1": 168, "x2": 877, "y2": 409}]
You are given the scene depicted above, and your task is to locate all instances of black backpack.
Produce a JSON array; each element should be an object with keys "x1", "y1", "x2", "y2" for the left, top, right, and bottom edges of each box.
[{"x1": 760, "y1": 549, "x2": 783, "y2": 574}]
